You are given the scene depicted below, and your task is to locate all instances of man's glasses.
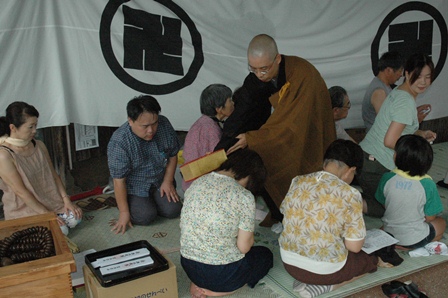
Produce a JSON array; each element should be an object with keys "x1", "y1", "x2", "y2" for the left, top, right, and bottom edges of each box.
[
  {"x1": 248, "y1": 57, "x2": 276, "y2": 76},
  {"x1": 340, "y1": 100, "x2": 351, "y2": 110}
]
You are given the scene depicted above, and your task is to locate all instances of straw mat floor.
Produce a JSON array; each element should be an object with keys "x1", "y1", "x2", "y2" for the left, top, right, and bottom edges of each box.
[{"x1": 71, "y1": 142, "x2": 448, "y2": 298}]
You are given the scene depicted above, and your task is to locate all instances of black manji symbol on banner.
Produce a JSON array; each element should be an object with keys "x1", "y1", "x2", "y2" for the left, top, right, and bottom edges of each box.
[
  {"x1": 122, "y1": 5, "x2": 183, "y2": 76},
  {"x1": 100, "y1": 0, "x2": 204, "y2": 95},
  {"x1": 371, "y1": 1, "x2": 447, "y2": 81}
]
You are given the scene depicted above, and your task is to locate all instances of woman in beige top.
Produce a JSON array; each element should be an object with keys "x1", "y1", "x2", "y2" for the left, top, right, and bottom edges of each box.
[{"x1": 0, "y1": 101, "x2": 82, "y2": 235}]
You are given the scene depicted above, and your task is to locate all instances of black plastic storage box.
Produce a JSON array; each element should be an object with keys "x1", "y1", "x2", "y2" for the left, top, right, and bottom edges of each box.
[{"x1": 85, "y1": 240, "x2": 169, "y2": 287}]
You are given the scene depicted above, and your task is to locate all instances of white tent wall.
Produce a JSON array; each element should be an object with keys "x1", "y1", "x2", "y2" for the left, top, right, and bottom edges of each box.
[{"x1": 0, "y1": 0, "x2": 447, "y2": 132}]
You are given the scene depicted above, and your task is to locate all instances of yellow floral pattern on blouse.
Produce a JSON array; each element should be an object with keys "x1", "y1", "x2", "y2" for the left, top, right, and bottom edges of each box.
[{"x1": 279, "y1": 171, "x2": 366, "y2": 263}]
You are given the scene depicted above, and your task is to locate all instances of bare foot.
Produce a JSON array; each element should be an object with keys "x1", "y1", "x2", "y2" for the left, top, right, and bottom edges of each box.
[
  {"x1": 377, "y1": 257, "x2": 394, "y2": 268},
  {"x1": 202, "y1": 288, "x2": 236, "y2": 297},
  {"x1": 189, "y1": 282, "x2": 238, "y2": 297},
  {"x1": 190, "y1": 282, "x2": 206, "y2": 298}
]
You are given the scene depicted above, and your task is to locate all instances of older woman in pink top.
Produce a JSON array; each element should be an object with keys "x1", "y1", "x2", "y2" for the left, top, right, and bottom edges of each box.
[{"x1": 182, "y1": 84, "x2": 234, "y2": 191}]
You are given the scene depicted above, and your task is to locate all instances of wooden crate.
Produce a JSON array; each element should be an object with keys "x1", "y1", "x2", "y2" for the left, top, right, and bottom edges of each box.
[{"x1": 0, "y1": 213, "x2": 75, "y2": 298}]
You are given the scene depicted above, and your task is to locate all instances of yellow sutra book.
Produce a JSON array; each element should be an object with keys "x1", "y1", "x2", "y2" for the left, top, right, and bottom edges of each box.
[{"x1": 180, "y1": 149, "x2": 227, "y2": 182}]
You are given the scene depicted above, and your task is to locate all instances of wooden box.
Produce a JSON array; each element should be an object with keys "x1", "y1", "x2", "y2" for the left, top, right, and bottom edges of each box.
[{"x1": 0, "y1": 213, "x2": 76, "y2": 298}]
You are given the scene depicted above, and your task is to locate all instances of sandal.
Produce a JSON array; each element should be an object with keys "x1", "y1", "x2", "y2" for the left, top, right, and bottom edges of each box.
[
  {"x1": 76, "y1": 198, "x2": 108, "y2": 212},
  {"x1": 382, "y1": 281, "x2": 409, "y2": 297},
  {"x1": 96, "y1": 196, "x2": 117, "y2": 208},
  {"x1": 437, "y1": 180, "x2": 448, "y2": 189},
  {"x1": 382, "y1": 281, "x2": 428, "y2": 298},
  {"x1": 401, "y1": 281, "x2": 428, "y2": 298}
]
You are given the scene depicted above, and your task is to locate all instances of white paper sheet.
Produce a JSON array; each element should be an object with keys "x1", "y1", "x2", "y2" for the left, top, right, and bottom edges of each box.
[{"x1": 362, "y1": 229, "x2": 398, "y2": 254}]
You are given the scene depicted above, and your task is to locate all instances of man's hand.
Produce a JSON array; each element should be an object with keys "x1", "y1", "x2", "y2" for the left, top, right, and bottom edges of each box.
[
  {"x1": 111, "y1": 211, "x2": 133, "y2": 234},
  {"x1": 417, "y1": 104, "x2": 431, "y2": 123},
  {"x1": 160, "y1": 180, "x2": 180, "y2": 202},
  {"x1": 227, "y1": 134, "x2": 247, "y2": 154}
]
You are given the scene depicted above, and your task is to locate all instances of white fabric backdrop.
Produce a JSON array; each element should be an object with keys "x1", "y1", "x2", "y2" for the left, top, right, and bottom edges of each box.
[{"x1": 0, "y1": 0, "x2": 447, "y2": 130}]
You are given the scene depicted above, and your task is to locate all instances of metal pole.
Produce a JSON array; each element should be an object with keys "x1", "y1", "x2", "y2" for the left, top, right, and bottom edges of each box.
[{"x1": 65, "y1": 125, "x2": 73, "y2": 170}]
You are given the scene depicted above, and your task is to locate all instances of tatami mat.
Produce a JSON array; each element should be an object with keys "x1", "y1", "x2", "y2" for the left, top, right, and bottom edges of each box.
[
  {"x1": 71, "y1": 207, "x2": 279, "y2": 298},
  {"x1": 260, "y1": 142, "x2": 448, "y2": 297},
  {"x1": 72, "y1": 142, "x2": 448, "y2": 298},
  {"x1": 69, "y1": 206, "x2": 181, "y2": 254}
]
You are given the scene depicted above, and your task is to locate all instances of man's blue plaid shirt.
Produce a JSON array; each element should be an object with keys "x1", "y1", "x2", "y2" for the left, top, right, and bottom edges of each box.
[{"x1": 107, "y1": 115, "x2": 180, "y2": 197}]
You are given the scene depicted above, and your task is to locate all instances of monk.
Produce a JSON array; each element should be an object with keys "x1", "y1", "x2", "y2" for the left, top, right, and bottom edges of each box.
[{"x1": 228, "y1": 34, "x2": 336, "y2": 225}]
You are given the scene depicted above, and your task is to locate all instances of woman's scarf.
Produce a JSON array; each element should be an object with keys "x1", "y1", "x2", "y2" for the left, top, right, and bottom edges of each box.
[{"x1": 0, "y1": 135, "x2": 30, "y2": 147}]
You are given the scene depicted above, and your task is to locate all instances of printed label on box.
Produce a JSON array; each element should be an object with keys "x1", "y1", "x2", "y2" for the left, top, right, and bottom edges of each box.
[
  {"x1": 100, "y1": 256, "x2": 154, "y2": 275},
  {"x1": 92, "y1": 248, "x2": 150, "y2": 268}
]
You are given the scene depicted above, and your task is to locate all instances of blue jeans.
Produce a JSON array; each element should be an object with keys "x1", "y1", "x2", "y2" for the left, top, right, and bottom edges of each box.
[
  {"x1": 399, "y1": 223, "x2": 436, "y2": 249},
  {"x1": 181, "y1": 246, "x2": 273, "y2": 292}
]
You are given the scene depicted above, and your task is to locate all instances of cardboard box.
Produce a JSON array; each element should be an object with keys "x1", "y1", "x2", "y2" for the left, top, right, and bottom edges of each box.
[
  {"x1": 0, "y1": 213, "x2": 76, "y2": 298},
  {"x1": 85, "y1": 240, "x2": 169, "y2": 287},
  {"x1": 83, "y1": 257, "x2": 178, "y2": 298}
]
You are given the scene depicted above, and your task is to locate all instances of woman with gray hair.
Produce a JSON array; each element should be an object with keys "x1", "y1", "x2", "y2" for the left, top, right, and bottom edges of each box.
[
  {"x1": 329, "y1": 86, "x2": 355, "y2": 143},
  {"x1": 182, "y1": 84, "x2": 234, "y2": 191}
]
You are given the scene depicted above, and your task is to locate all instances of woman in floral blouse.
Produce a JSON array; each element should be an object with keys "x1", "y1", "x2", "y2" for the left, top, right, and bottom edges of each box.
[
  {"x1": 180, "y1": 149, "x2": 273, "y2": 298},
  {"x1": 279, "y1": 140, "x2": 379, "y2": 298}
]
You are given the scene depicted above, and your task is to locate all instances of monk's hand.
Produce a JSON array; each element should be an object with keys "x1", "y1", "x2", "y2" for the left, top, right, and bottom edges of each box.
[{"x1": 227, "y1": 134, "x2": 247, "y2": 154}]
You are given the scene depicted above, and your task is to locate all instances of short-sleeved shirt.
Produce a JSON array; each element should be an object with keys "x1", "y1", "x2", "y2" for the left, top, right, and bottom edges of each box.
[
  {"x1": 335, "y1": 121, "x2": 354, "y2": 142},
  {"x1": 182, "y1": 115, "x2": 222, "y2": 191},
  {"x1": 376, "y1": 169, "x2": 443, "y2": 245},
  {"x1": 180, "y1": 172, "x2": 255, "y2": 265},
  {"x1": 362, "y1": 77, "x2": 392, "y2": 132},
  {"x1": 360, "y1": 88, "x2": 418, "y2": 170},
  {"x1": 107, "y1": 115, "x2": 180, "y2": 197},
  {"x1": 279, "y1": 171, "x2": 366, "y2": 274}
]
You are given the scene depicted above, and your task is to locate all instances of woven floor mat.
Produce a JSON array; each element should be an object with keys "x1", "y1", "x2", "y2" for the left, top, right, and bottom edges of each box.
[{"x1": 72, "y1": 142, "x2": 448, "y2": 298}]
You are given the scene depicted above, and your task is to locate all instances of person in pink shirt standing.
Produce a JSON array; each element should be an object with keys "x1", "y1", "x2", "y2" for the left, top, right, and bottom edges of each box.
[{"x1": 182, "y1": 84, "x2": 234, "y2": 191}]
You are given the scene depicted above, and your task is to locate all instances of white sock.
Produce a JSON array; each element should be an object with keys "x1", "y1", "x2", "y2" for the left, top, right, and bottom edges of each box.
[
  {"x1": 59, "y1": 224, "x2": 69, "y2": 236},
  {"x1": 293, "y1": 279, "x2": 306, "y2": 292},
  {"x1": 296, "y1": 283, "x2": 333, "y2": 298}
]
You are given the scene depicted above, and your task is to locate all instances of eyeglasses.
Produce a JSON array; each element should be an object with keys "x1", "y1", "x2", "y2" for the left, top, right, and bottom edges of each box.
[
  {"x1": 248, "y1": 56, "x2": 277, "y2": 76},
  {"x1": 340, "y1": 101, "x2": 351, "y2": 110}
]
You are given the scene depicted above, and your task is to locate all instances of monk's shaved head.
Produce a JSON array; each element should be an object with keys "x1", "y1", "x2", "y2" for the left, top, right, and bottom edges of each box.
[{"x1": 247, "y1": 34, "x2": 278, "y2": 60}]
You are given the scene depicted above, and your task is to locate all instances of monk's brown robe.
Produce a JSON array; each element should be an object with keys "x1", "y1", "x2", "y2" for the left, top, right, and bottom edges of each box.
[{"x1": 246, "y1": 55, "x2": 336, "y2": 207}]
